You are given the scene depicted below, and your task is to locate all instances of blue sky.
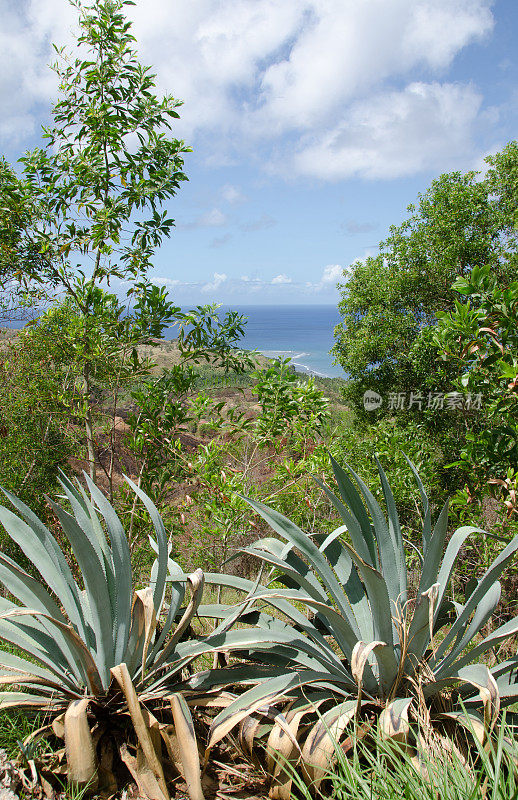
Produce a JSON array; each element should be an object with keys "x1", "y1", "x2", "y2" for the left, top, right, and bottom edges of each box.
[{"x1": 1, "y1": 0, "x2": 517, "y2": 305}]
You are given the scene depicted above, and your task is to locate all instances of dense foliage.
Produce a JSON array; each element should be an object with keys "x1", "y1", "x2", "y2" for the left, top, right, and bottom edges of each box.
[
  {"x1": 434, "y1": 265, "x2": 517, "y2": 500},
  {"x1": 332, "y1": 144, "x2": 518, "y2": 535},
  {"x1": 333, "y1": 149, "x2": 518, "y2": 418}
]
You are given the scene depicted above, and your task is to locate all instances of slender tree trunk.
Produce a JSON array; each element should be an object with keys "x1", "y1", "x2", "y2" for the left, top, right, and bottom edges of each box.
[
  {"x1": 84, "y1": 361, "x2": 96, "y2": 483},
  {"x1": 128, "y1": 459, "x2": 146, "y2": 549}
]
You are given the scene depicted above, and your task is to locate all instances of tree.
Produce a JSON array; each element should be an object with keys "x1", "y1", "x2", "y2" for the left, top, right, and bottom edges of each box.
[
  {"x1": 434, "y1": 265, "x2": 518, "y2": 505},
  {"x1": 0, "y1": 159, "x2": 53, "y2": 323},
  {"x1": 333, "y1": 154, "x2": 518, "y2": 420},
  {"x1": 3, "y1": 0, "x2": 189, "y2": 479}
]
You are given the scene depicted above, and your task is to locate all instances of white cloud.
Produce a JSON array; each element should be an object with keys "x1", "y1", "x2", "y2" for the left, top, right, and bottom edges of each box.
[
  {"x1": 179, "y1": 207, "x2": 228, "y2": 230},
  {"x1": 0, "y1": 0, "x2": 494, "y2": 180},
  {"x1": 291, "y1": 82, "x2": 483, "y2": 180},
  {"x1": 146, "y1": 264, "x2": 351, "y2": 301},
  {"x1": 320, "y1": 265, "x2": 343, "y2": 285},
  {"x1": 151, "y1": 277, "x2": 181, "y2": 288},
  {"x1": 220, "y1": 184, "x2": 246, "y2": 204},
  {"x1": 304, "y1": 264, "x2": 344, "y2": 292},
  {"x1": 252, "y1": 0, "x2": 492, "y2": 134},
  {"x1": 201, "y1": 272, "x2": 228, "y2": 293}
]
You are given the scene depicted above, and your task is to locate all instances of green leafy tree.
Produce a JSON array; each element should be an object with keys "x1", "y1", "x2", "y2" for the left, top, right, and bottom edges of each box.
[
  {"x1": 0, "y1": 159, "x2": 52, "y2": 323},
  {"x1": 252, "y1": 358, "x2": 329, "y2": 444},
  {"x1": 434, "y1": 265, "x2": 518, "y2": 501},
  {"x1": 3, "y1": 0, "x2": 189, "y2": 479},
  {"x1": 333, "y1": 155, "x2": 518, "y2": 419}
]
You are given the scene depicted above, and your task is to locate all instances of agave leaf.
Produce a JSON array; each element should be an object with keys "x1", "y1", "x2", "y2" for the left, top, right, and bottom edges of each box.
[
  {"x1": 340, "y1": 541, "x2": 397, "y2": 654},
  {"x1": 0, "y1": 605, "x2": 103, "y2": 695},
  {"x1": 83, "y1": 475, "x2": 133, "y2": 665},
  {"x1": 379, "y1": 697, "x2": 413, "y2": 749},
  {"x1": 206, "y1": 670, "x2": 343, "y2": 751},
  {"x1": 301, "y1": 700, "x2": 357, "y2": 790},
  {"x1": 184, "y1": 664, "x2": 288, "y2": 693},
  {"x1": 437, "y1": 711, "x2": 486, "y2": 747},
  {"x1": 239, "y1": 716, "x2": 266, "y2": 769},
  {"x1": 343, "y1": 463, "x2": 402, "y2": 610},
  {"x1": 111, "y1": 663, "x2": 169, "y2": 799},
  {"x1": 152, "y1": 570, "x2": 204, "y2": 670},
  {"x1": 242, "y1": 498, "x2": 367, "y2": 637},
  {"x1": 159, "y1": 723, "x2": 184, "y2": 777},
  {"x1": 313, "y1": 530, "x2": 374, "y2": 644},
  {"x1": 58, "y1": 475, "x2": 111, "y2": 572},
  {"x1": 433, "y1": 531, "x2": 518, "y2": 666},
  {"x1": 236, "y1": 541, "x2": 328, "y2": 605},
  {"x1": 0, "y1": 692, "x2": 56, "y2": 708},
  {"x1": 351, "y1": 641, "x2": 386, "y2": 690},
  {"x1": 169, "y1": 694, "x2": 205, "y2": 800},
  {"x1": 328, "y1": 454, "x2": 378, "y2": 566},
  {"x1": 0, "y1": 552, "x2": 66, "y2": 622},
  {"x1": 350, "y1": 638, "x2": 397, "y2": 699},
  {"x1": 374, "y1": 457, "x2": 407, "y2": 603},
  {"x1": 405, "y1": 584, "x2": 440, "y2": 669},
  {"x1": 416, "y1": 500, "x2": 449, "y2": 596},
  {"x1": 0, "y1": 553, "x2": 87, "y2": 685},
  {"x1": 203, "y1": 573, "x2": 353, "y2": 650},
  {"x1": 119, "y1": 743, "x2": 169, "y2": 800},
  {"x1": 0, "y1": 615, "x2": 73, "y2": 687},
  {"x1": 491, "y1": 673, "x2": 518, "y2": 708},
  {"x1": 313, "y1": 478, "x2": 374, "y2": 565},
  {"x1": 453, "y1": 664, "x2": 500, "y2": 731},
  {"x1": 0, "y1": 597, "x2": 82, "y2": 682},
  {"x1": 0, "y1": 650, "x2": 69, "y2": 686},
  {"x1": 49, "y1": 500, "x2": 114, "y2": 684},
  {"x1": 64, "y1": 698, "x2": 98, "y2": 790},
  {"x1": 0, "y1": 669, "x2": 80, "y2": 697},
  {"x1": 148, "y1": 561, "x2": 186, "y2": 664},
  {"x1": 491, "y1": 656, "x2": 518, "y2": 681},
  {"x1": 0, "y1": 499, "x2": 88, "y2": 641},
  {"x1": 125, "y1": 477, "x2": 169, "y2": 616},
  {"x1": 136, "y1": 588, "x2": 158, "y2": 679},
  {"x1": 245, "y1": 588, "x2": 360, "y2": 665},
  {"x1": 440, "y1": 615, "x2": 518, "y2": 678},
  {"x1": 221, "y1": 621, "x2": 352, "y2": 676},
  {"x1": 267, "y1": 696, "x2": 327, "y2": 800},
  {"x1": 433, "y1": 525, "x2": 496, "y2": 625},
  {"x1": 435, "y1": 581, "x2": 501, "y2": 670},
  {"x1": 403, "y1": 455, "x2": 431, "y2": 553}
]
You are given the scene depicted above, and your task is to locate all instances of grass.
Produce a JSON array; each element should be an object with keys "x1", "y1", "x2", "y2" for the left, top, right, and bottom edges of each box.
[
  {"x1": 0, "y1": 709, "x2": 44, "y2": 759},
  {"x1": 278, "y1": 715, "x2": 518, "y2": 800}
]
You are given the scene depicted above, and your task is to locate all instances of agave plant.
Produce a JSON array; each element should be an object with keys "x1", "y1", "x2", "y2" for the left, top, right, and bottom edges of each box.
[
  {"x1": 186, "y1": 456, "x2": 518, "y2": 798},
  {"x1": 0, "y1": 474, "x2": 213, "y2": 800}
]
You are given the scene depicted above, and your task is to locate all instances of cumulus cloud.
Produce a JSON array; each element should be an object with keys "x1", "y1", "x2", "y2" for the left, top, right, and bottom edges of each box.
[
  {"x1": 178, "y1": 208, "x2": 228, "y2": 230},
  {"x1": 0, "y1": 0, "x2": 494, "y2": 179},
  {"x1": 290, "y1": 82, "x2": 483, "y2": 180},
  {"x1": 220, "y1": 184, "x2": 246, "y2": 204},
  {"x1": 305, "y1": 264, "x2": 344, "y2": 292},
  {"x1": 149, "y1": 265, "x2": 344, "y2": 301},
  {"x1": 201, "y1": 272, "x2": 228, "y2": 293},
  {"x1": 150, "y1": 277, "x2": 181, "y2": 288},
  {"x1": 252, "y1": 0, "x2": 492, "y2": 134}
]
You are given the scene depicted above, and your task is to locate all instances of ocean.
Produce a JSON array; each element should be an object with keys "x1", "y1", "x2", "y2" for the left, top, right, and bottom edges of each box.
[{"x1": 167, "y1": 305, "x2": 345, "y2": 379}]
